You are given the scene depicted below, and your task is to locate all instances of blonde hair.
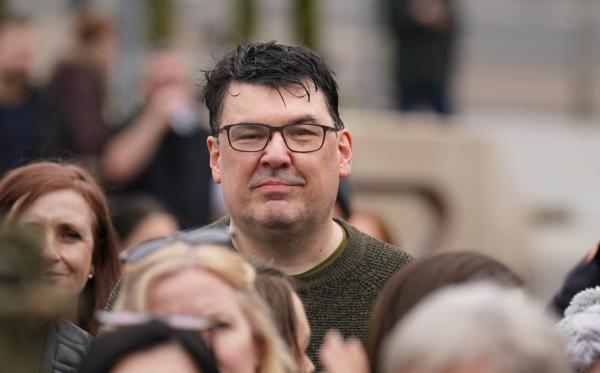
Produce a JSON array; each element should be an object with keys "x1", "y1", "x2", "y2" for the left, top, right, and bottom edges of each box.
[{"x1": 114, "y1": 242, "x2": 295, "y2": 373}]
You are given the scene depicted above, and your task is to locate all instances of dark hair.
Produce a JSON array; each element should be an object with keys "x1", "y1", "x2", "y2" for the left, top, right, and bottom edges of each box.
[
  {"x1": 201, "y1": 41, "x2": 344, "y2": 135},
  {"x1": 79, "y1": 320, "x2": 219, "y2": 373},
  {"x1": 0, "y1": 161, "x2": 120, "y2": 334},
  {"x1": 109, "y1": 193, "x2": 176, "y2": 242},
  {"x1": 254, "y1": 266, "x2": 303, "y2": 365},
  {"x1": 364, "y1": 251, "x2": 523, "y2": 373}
]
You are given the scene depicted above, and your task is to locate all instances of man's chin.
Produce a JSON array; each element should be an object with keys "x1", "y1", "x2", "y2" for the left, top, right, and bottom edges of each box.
[
  {"x1": 255, "y1": 209, "x2": 300, "y2": 230},
  {"x1": 260, "y1": 218, "x2": 296, "y2": 230}
]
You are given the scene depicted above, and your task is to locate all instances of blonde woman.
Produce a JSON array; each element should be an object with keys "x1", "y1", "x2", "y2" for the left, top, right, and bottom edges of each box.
[{"x1": 110, "y1": 233, "x2": 295, "y2": 373}]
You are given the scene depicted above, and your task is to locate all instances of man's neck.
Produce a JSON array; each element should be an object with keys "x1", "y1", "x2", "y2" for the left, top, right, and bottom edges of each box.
[{"x1": 231, "y1": 218, "x2": 344, "y2": 276}]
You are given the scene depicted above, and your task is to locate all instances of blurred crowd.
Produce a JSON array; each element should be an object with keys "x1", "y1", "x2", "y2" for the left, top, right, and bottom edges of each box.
[
  {"x1": 0, "y1": 9, "x2": 217, "y2": 233},
  {"x1": 1, "y1": 6, "x2": 600, "y2": 373}
]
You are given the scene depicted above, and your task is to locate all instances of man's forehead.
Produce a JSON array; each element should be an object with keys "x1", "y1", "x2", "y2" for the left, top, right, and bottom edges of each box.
[
  {"x1": 226, "y1": 80, "x2": 318, "y2": 97},
  {"x1": 220, "y1": 81, "x2": 329, "y2": 124}
]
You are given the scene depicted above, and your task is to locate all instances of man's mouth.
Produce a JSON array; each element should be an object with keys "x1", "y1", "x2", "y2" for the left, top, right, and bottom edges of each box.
[
  {"x1": 259, "y1": 180, "x2": 291, "y2": 186},
  {"x1": 251, "y1": 179, "x2": 303, "y2": 190},
  {"x1": 254, "y1": 181, "x2": 297, "y2": 193}
]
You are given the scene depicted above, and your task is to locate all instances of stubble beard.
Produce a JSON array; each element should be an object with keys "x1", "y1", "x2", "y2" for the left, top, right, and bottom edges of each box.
[
  {"x1": 238, "y1": 201, "x2": 328, "y2": 246},
  {"x1": 246, "y1": 203, "x2": 305, "y2": 234}
]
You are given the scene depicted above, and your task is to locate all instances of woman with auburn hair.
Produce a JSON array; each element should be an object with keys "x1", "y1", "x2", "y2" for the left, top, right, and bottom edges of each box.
[
  {"x1": 0, "y1": 161, "x2": 120, "y2": 335},
  {"x1": 111, "y1": 236, "x2": 295, "y2": 373}
]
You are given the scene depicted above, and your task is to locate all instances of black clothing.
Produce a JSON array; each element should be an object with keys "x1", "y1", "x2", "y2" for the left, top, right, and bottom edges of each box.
[
  {"x1": 551, "y1": 245, "x2": 600, "y2": 316},
  {"x1": 107, "y1": 109, "x2": 213, "y2": 229},
  {"x1": 384, "y1": 0, "x2": 458, "y2": 114},
  {"x1": 0, "y1": 87, "x2": 73, "y2": 177}
]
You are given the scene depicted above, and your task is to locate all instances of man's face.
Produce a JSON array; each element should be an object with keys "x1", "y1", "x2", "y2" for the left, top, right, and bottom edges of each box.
[
  {"x1": 0, "y1": 23, "x2": 35, "y2": 82},
  {"x1": 207, "y1": 82, "x2": 352, "y2": 232}
]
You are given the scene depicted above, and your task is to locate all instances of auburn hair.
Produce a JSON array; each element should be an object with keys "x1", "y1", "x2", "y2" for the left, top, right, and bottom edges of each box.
[{"x1": 0, "y1": 161, "x2": 120, "y2": 334}]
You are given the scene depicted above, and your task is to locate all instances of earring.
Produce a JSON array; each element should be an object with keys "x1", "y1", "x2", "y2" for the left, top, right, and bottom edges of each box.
[{"x1": 88, "y1": 273, "x2": 94, "y2": 279}]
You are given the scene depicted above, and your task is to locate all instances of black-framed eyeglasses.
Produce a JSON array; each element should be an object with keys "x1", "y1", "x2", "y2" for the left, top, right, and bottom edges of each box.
[
  {"x1": 217, "y1": 123, "x2": 339, "y2": 153},
  {"x1": 120, "y1": 227, "x2": 234, "y2": 265},
  {"x1": 95, "y1": 310, "x2": 226, "y2": 332}
]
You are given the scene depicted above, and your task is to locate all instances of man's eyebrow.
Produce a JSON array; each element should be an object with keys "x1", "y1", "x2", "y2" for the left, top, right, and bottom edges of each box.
[
  {"x1": 228, "y1": 115, "x2": 321, "y2": 127},
  {"x1": 284, "y1": 115, "x2": 319, "y2": 125}
]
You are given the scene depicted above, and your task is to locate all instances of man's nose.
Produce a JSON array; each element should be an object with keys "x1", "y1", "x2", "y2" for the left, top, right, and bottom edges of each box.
[{"x1": 260, "y1": 131, "x2": 291, "y2": 168}]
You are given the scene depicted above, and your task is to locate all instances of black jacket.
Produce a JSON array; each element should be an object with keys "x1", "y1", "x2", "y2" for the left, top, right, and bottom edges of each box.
[{"x1": 550, "y1": 243, "x2": 600, "y2": 316}]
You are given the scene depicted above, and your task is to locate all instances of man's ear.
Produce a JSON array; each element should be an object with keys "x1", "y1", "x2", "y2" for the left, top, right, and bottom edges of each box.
[
  {"x1": 207, "y1": 136, "x2": 222, "y2": 184},
  {"x1": 338, "y1": 129, "x2": 353, "y2": 179}
]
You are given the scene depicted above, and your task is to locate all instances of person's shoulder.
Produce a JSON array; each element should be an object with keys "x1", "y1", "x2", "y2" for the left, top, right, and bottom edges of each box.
[
  {"x1": 42, "y1": 320, "x2": 93, "y2": 372},
  {"x1": 338, "y1": 218, "x2": 414, "y2": 268},
  {"x1": 55, "y1": 319, "x2": 93, "y2": 346}
]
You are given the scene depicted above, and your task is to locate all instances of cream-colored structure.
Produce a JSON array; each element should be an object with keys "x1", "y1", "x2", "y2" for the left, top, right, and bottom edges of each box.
[{"x1": 347, "y1": 110, "x2": 531, "y2": 284}]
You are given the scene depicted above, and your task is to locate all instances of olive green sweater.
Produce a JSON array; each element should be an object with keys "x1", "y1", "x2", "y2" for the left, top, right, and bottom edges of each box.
[
  {"x1": 295, "y1": 218, "x2": 413, "y2": 367},
  {"x1": 209, "y1": 217, "x2": 414, "y2": 368},
  {"x1": 107, "y1": 217, "x2": 414, "y2": 369}
]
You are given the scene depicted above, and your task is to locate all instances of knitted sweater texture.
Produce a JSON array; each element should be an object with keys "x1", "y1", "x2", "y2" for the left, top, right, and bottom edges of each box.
[{"x1": 208, "y1": 217, "x2": 414, "y2": 367}]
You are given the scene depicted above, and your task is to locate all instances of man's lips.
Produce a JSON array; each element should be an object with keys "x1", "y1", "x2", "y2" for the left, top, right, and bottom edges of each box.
[
  {"x1": 250, "y1": 179, "x2": 304, "y2": 190},
  {"x1": 254, "y1": 182, "x2": 298, "y2": 192}
]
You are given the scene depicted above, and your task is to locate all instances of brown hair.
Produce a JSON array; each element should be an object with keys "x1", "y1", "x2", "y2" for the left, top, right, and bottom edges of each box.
[
  {"x1": 364, "y1": 251, "x2": 523, "y2": 373},
  {"x1": 0, "y1": 161, "x2": 120, "y2": 334},
  {"x1": 255, "y1": 266, "x2": 303, "y2": 365}
]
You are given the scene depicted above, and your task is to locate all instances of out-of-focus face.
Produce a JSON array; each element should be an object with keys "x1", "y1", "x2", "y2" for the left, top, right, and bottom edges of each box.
[
  {"x1": 0, "y1": 22, "x2": 35, "y2": 81},
  {"x1": 121, "y1": 213, "x2": 179, "y2": 252},
  {"x1": 207, "y1": 82, "x2": 352, "y2": 232},
  {"x1": 143, "y1": 51, "x2": 191, "y2": 101},
  {"x1": 111, "y1": 343, "x2": 198, "y2": 373},
  {"x1": 19, "y1": 189, "x2": 95, "y2": 296},
  {"x1": 292, "y1": 292, "x2": 315, "y2": 373},
  {"x1": 149, "y1": 268, "x2": 259, "y2": 373}
]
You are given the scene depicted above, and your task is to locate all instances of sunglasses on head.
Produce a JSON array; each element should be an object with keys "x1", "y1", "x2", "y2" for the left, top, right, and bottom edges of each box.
[
  {"x1": 95, "y1": 310, "x2": 226, "y2": 332},
  {"x1": 119, "y1": 227, "x2": 234, "y2": 264}
]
